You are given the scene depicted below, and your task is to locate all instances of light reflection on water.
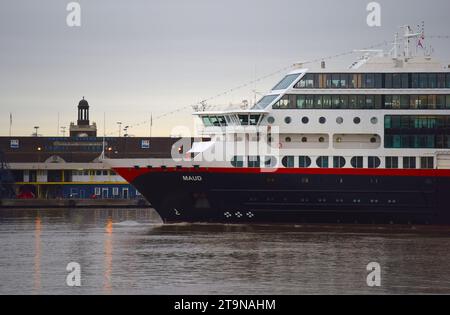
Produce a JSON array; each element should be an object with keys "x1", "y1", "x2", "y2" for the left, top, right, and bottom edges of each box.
[{"x1": 0, "y1": 208, "x2": 449, "y2": 295}]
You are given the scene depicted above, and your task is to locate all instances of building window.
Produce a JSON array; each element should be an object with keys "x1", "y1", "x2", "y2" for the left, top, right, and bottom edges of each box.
[
  {"x1": 95, "y1": 187, "x2": 101, "y2": 196},
  {"x1": 403, "y1": 157, "x2": 416, "y2": 169},
  {"x1": 350, "y1": 156, "x2": 363, "y2": 168},
  {"x1": 299, "y1": 156, "x2": 311, "y2": 168},
  {"x1": 316, "y1": 156, "x2": 329, "y2": 168},
  {"x1": 112, "y1": 187, "x2": 119, "y2": 196},
  {"x1": 385, "y1": 157, "x2": 398, "y2": 169},
  {"x1": 333, "y1": 156, "x2": 346, "y2": 168},
  {"x1": 368, "y1": 156, "x2": 381, "y2": 168},
  {"x1": 420, "y1": 157, "x2": 434, "y2": 169},
  {"x1": 282, "y1": 156, "x2": 295, "y2": 168}
]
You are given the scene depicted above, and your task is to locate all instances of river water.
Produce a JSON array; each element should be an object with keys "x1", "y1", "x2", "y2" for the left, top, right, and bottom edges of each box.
[{"x1": 0, "y1": 208, "x2": 449, "y2": 295}]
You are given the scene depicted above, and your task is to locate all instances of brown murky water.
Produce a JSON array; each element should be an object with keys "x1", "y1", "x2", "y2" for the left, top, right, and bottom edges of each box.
[{"x1": 0, "y1": 208, "x2": 449, "y2": 294}]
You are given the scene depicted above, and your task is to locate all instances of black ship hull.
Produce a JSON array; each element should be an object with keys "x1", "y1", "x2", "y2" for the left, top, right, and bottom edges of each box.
[{"x1": 115, "y1": 167, "x2": 450, "y2": 225}]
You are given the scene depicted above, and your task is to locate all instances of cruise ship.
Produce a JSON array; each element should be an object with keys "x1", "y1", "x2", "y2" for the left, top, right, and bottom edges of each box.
[{"x1": 106, "y1": 27, "x2": 450, "y2": 224}]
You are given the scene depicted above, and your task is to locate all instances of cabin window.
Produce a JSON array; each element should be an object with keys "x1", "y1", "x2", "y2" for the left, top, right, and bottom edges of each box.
[
  {"x1": 238, "y1": 115, "x2": 249, "y2": 126},
  {"x1": 249, "y1": 115, "x2": 260, "y2": 125},
  {"x1": 231, "y1": 156, "x2": 244, "y2": 167},
  {"x1": 248, "y1": 156, "x2": 260, "y2": 168},
  {"x1": 368, "y1": 156, "x2": 381, "y2": 168},
  {"x1": 403, "y1": 157, "x2": 416, "y2": 169},
  {"x1": 316, "y1": 156, "x2": 329, "y2": 168},
  {"x1": 282, "y1": 156, "x2": 295, "y2": 168},
  {"x1": 333, "y1": 156, "x2": 346, "y2": 168},
  {"x1": 202, "y1": 116, "x2": 212, "y2": 127},
  {"x1": 272, "y1": 74, "x2": 300, "y2": 90},
  {"x1": 420, "y1": 157, "x2": 434, "y2": 169},
  {"x1": 385, "y1": 156, "x2": 398, "y2": 169},
  {"x1": 350, "y1": 156, "x2": 363, "y2": 168},
  {"x1": 254, "y1": 94, "x2": 279, "y2": 109},
  {"x1": 299, "y1": 156, "x2": 311, "y2": 168}
]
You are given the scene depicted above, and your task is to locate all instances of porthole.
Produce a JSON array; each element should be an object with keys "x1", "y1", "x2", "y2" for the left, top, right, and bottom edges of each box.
[
  {"x1": 285, "y1": 137, "x2": 292, "y2": 142},
  {"x1": 284, "y1": 116, "x2": 292, "y2": 124},
  {"x1": 267, "y1": 116, "x2": 275, "y2": 124},
  {"x1": 301, "y1": 137, "x2": 307, "y2": 143},
  {"x1": 336, "y1": 117, "x2": 343, "y2": 124},
  {"x1": 370, "y1": 117, "x2": 378, "y2": 124},
  {"x1": 353, "y1": 117, "x2": 361, "y2": 124},
  {"x1": 336, "y1": 137, "x2": 342, "y2": 143},
  {"x1": 319, "y1": 137, "x2": 325, "y2": 143},
  {"x1": 370, "y1": 137, "x2": 377, "y2": 143},
  {"x1": 301, "y1": 117, "x2": 309, "y2": 124},
  {"x1": 319, "y1": 117, "x2": 326, "y2": 124}
]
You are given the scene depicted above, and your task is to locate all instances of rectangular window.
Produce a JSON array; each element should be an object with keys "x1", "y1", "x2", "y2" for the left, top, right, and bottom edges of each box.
[
  {"x1": 392, "y1": 95, "x2": 401, "y2": 109},
  {"x1": 385, "y1": 74, "x2": 393, "y2": 88},
  {"x1": 392, "y1": 73, "x2": 402, "y2": 88},
  {"x1": 248, "y1": 156, "x2": 260, "y2": 168},
  {"x1": 427, "y1": 95, "x2": 436, "y2": 109},
  {"x1": 332, "y1": 95, "x2": 341, "y2": 109},
  {"x1": 437, "y1": 73, "x2": 446, "y2": 88},
  {"x1": 254, "y1": 94, "x2": 279, "y2": 109},
  {"x1": 400, "y1": 95, "x2": 410, "y2": 109},
  {"x1": 384, "y1": 95, "x2": 393, "y2": 109},
  {"x1": 305, "y1": 95, "x2": 314, "y2": 109},
  {"x1": 385, "y1": 157, "x2": 398, "y2": 169},
  {"x1": 112, "y1": 187, "x2": 119, "y2": 196},
  {"x1": 325, "y1": 74, "x2": 333, "y2": 88},
  {"x1": 374, "y1": 74, "x2": 382, "y2": 88},
  {"x1": 365, "y1": 95, "x2": 375, "y2": 109},
  {"x1": 447, "y1": 73, "x2": 450, "y2": 89},
  {"x1": 95, "y1": 187, "x2": 101, "y2": 196},
  {"x1": 330, "y1": 74, "x2": 339, "y2": 88},
  {"x1": 411, "y1": 73, "x2": 419, "y2": 88},
  {"x1": 340, "y1": 73, "x2": 349, "y2": 88},
  {"x1": 436, "y1": 95, "x2": 445, "y2": 109},
  {"x1": 322, "y1": 95, "x2": 332, "y2": 109},
  {"x1": 403, "y1": 157, "x2": 416, "y2": 169},
  {"x1": 420, "y1": 157, "x2": 434, "y2": 169},
  {"x1": 296, "y1": 95, "x2": 306, "y2": 109},
  {"x1": 402, "y1": 73, "x2": 409, "y2": 88},
  {"x1": 349, "y1": 95, "x2": 357, "y2": 109},
  {"x1": 447, "y1": 95, "x2": 450, "y2": 109},
  {"x1": 141, "y1": 140, "x2": 150, "y2": 149},
  {"x1": 314, "y1": 95, "x2": 323, "y2": 109},
  {"x1": 429, "y1": 73, "x2": 437, "y2": 89},
  {"x1": 419, "y1": 73, "x2": 428, "y2": 88},
  {"x1": 365, "y1": 73, "x2": 375, "y2": 88},
  {"x1": 231, "y1": 156, "x2": 244, "y2": 167},
  {"x1": 10, "y1": 140, "x2": 19, "y2": 149}
]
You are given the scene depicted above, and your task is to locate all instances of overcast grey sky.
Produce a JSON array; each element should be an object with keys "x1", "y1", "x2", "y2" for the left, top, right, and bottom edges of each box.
[{"x1": 1, "y1": 0, "x2": 449, "y2": 136}]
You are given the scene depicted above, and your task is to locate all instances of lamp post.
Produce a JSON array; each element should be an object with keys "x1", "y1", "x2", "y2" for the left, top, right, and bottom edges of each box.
[{"x1": 33, "y1": 126, "x2": 39, "y2": 137}]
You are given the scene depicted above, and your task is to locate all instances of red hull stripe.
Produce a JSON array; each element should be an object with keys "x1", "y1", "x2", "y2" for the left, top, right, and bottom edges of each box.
[{"x1": 113, "y1": 167, "x2": 450, "y2": 183}]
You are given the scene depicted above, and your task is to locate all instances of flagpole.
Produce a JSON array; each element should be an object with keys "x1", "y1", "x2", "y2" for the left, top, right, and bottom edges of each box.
[
  {"x1": 150, "y1": 113, "x2": 153, "y2": 138},
  {"x1": 9, "y1": 113, "x2": 12, "y2": 137}
]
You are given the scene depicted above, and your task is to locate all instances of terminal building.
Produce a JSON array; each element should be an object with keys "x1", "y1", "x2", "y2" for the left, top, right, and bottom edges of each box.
[{"x1": 0, "y1": 98, "x2": 182, "y2": 201}]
